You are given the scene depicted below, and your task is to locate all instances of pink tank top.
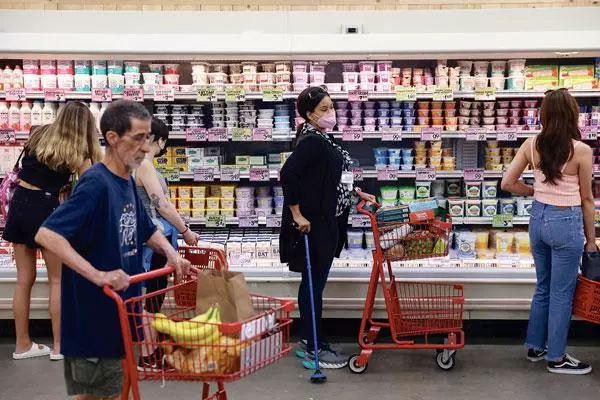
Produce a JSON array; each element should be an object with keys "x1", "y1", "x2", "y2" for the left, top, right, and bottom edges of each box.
[{"x1": 531, "y1": 137, "x2": 581, "y2": 206}]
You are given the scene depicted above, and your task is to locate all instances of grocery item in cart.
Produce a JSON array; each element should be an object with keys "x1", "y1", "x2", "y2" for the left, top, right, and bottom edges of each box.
[
  {"x1": 375, "y1": 204, "x2": 410, "y2": 224},
  {"x1": 379, "y1": 224, "x2": 413, "y2": 249}
]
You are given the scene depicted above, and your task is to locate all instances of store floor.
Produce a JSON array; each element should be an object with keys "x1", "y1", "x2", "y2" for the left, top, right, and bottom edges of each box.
[{"x1": 2, "y1": 341, "x2": 600, "y2": 400}]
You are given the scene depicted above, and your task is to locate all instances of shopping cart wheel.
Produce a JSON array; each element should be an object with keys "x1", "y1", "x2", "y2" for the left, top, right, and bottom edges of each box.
[
  {"x1": 348, "y1": 354, "x2": 368, "y2": 374},
  {"x1": 436, "y1": 350, "x2": 456, "y2": 371}
]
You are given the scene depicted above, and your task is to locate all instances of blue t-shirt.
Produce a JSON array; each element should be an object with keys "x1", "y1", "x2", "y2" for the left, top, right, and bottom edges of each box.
[{"x1": 42, "y1": 163, "x2": 156, "y2": 358}]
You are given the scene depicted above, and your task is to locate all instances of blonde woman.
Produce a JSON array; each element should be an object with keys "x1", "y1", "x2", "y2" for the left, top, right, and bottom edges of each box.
[{"x1": 3, "y1": 101, "x2": 102, "y2": 361}]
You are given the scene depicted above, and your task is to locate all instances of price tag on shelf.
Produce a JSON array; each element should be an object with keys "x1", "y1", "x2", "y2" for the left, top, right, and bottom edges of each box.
[
  {"x1": 44, "y1": 88, "x2": 65, "y2": 102},
  {"x1": 193, "y1": 167, "x2": 215, "y2": 182},
  {"x1": 415, "y1": 167, "x2": 436, "y2": 181},
  {"x1": 207, "y1": 127, "x2": 229, "y2": 142},
  {"x1": 464, "y1": 168, "x2": 484, "y2": 181},
  {"x1": 465, "y1": 127, "x2": 488, "y2": 141},
  {"x1": 220, "y1": 167, "x2": 241, "y2": 182},
  {"x1": 420, "y1": 127, "x2": 442, "y2": 141},
  {"x1": 492, "y1": 214, "x2": 514, "y2": 229},
  {"x1": 266, "y1": 215, "x2": 282, "y2": 228},
  {"x1": 206, "y1": 215, "x2": 226, "y2": 228},
  {"x1": 5, "y1": 88, "x2": 26, "y2": 102},
  {"x1": 123, "y1": 87, "x2": 144, "y2": 102},
  {"x1": 92, "y1": 88, "x2": 112, "y2": 102},
  {"x1": 0, "y1": 129, "x2": 16, "y2": 143},
  {"x1": 252, "y1": 127, "x2": 273, "y2": 142},
  {"x1": 231, "y1": 128, "x2": 252, "y2": 142},
  {"x1": 582, "y1": 126, "x2": 598, "y2": 141},
  {"x1": 594, "y1": 164, "x2": 600, "y2": 173},
  {"x1": 496, "y1": 128, "x2": 518, "y2": 141},
  {"x1": 474, "y1": 87, "x2": 497, "y2": 101},
  {"x1": 352, "y1": 167, "x2": 363, "y2": 182},
  {"x1": 376, "y1": 167, "x2": 399, "y2": 181},
  {"x1": 196, "y1": 86, "x2": 217, "y2": 102},
  {"x1": 262, "y1": 87, "x2": 284, "y2": 102},
  {"x1": 154, "y1": 85, "x2": 175, "y2": 102},
  {"x1": 185, "y1": 128, "x2": 207, "y2": 142},
  {"x1": 348, "y1": 89, "x2": 369, "y2": 102},
  {"x1": 342, "y1": 127, "x2": 363, "y2": 142},
  {"x1": 381, "y1": 127, "x2": 402, "y2": 142},
  {"x1": 395, "y1": 86, "x2": 417, "y2": 102},
  {"x1": 161, "y1": 168, "x2": 181, "y2": 182},
  {"x1": 351, "y1": 214, "x2": 371, "y2": 228},
  {"x1": 225, "y1": 87, "x2": 246, "y2": 102},
  {"x1": 249, "y1": 167, "x2": 271, "y2": 182},
  {"x1": 432, "y1": 88, "x2": 453, "y2": 102},
  {"x1": 238, "y1": 215, "x2": 259, "y2": 228}
]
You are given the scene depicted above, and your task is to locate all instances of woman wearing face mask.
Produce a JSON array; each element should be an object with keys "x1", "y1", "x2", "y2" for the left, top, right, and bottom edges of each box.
[{"x1": 280, "y1": 86, "x2": 375, "y2": 370}]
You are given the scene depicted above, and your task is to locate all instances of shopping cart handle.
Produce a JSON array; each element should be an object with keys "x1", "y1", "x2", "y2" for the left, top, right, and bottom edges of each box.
[
  {"x1": 102, "y1": 265, "x2": 176, "y2": 295},
  {"x1": 357, "y1": 199, "x2": 380, "y2": 216}
]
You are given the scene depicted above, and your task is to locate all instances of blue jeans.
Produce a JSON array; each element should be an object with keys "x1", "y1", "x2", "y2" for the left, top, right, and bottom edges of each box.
[{"x1": 526, "y1": 201, "x2": 584, "y2": 361}]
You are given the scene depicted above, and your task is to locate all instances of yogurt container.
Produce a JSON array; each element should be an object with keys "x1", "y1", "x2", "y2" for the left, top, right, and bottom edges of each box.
[
  {"x1": 500, "y1": 198, "x2": 516, "y2": 215},
  {"x1": 473, "y1": 61, "x2": 490, "y2": 77},
  {"x1": 516, "y1": 198, "x2": 534, "y2": 216},
  {"x1": 466, "y1": 200, "x2": 482, "y2": 217},
  {"x1": 482, "y1": 199, "x2": 498, "y2": 216},
  {"x1": 448, "y1": 199, "x2": 465, "y2": 217},
  {"x1": 465, "y1": 181, "x2": 482, "y2": 198}
]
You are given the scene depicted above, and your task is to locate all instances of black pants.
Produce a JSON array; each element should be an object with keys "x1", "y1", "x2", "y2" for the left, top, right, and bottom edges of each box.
[
  {"x1": 298, "y1": 260, "x2": 333, "y2": 352},
  {"x1": 144, "y1": 235, "x2": 171, "y2": 313}
]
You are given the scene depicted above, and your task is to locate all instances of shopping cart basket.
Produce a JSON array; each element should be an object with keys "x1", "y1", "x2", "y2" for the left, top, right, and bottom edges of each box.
[
  {"x1": 103, "y1": 247, "x2": 294, "y2": 400},
  {"x1": 347, "y1": 201, "x2": 465, "y2": 374}
]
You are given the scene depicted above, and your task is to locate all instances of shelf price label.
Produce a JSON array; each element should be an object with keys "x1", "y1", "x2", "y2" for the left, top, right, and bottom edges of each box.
[
  {"x1": 154, "y1": 85, "x2": 175, "y2": 102},
  {"x1": 225, "y1": 87, "x2": 246, "y2": 102},
  {"x1": 249, "y1": 167, "x2": 271, "y2": 182},
  {"x1": 231, "y1": 128, "x2": 252, "y2": 142},
  {"x1": 352, "y1": 167, "x2": 363, "y2": 182},
  {"x1": 381, "y1": 127, "x2": 402, "y2": 142},
  {"x1": 342, "y1": 127, "x2": 363, "y2": 141},
  {"x1": 474, "y1": 87, "x2": 497, "y2": 101},
  {"x1": 123, "y1": 87, "x2": 144, "y2": 102},
  {"x1": 186, "y1": 128, "x2": 207, "y2": 142},
  {"x1": 582, "y1": 126, "x2": 598, "y2": 141},
  {"x1": 193, "y1": 167, "x2": 215, "y2": 182},
  {"x1": 465, "y1": 127, "x2": 488, "y2": 141},
  {"x1": 377, "y1": 167, "x2": 399, "y2": 181},
  {"x1": 262, "y1": 87, "x2": 284, "y2": 102},
  {"x1": 92, "y1": 88, "x2": 112, "y2": 102},
  {"x1": 5, "y1": 88, "x2": 26, "y2": 102},
  {"x1": 266, "y1": 215, "x2": 282, "y2": 228},
  {"x1": 44, "y1": 88, "x2": 65, "y2": 102},
  {"x1": 252, "y1": 127, "x2": 273, "y2": 142},
  {"x1": 206, "y1": 215, "x2": 226, "y2": 228},
  {"x1": 0, "y1": 129, "x2": 16, "y2": 143},
  {"x1": 207, "y1": 127, "x2": 229, "y2": 142},
  {"x1": 220, "y1": 167, "x2": 241, "y2": 182},
  {"x1": 432, "y1": 88, "x2": 453, "y2": 102},
  {"x1": 395, "y1": 86, "x2": 417, "y2": 102},
  {"x1": 464, "y1": 168, "x2": 484, "y2": 181},
  {"x1": 416, "y1": 167, "x2": 436, "y2": 181},
  {"x1": 420, "y1": 127, "x2": 442, "y2": 141},
  {"x1": 238, "y1": 215, "x2": 259, "y2": 228},
  {"x1": 492, "y1": 214, "x2": 514, "y2": 228},
  {"x1": 161, "y1": 168, "x2": 180, "y2": 183},
  {"x1": 594, "y1": 164, "x2": 600, "y2": 174},
  {"x1": 497, "y1": 128, "x2": 518, "y2": 141},
  {"x1": 348, "y1": 89, "x2": 369, "y2": 102},
  {"x1": 196, "y1": 87, "x2": 217, "y2": 102},
  {"x1": 351, "y1": 214, "x2": 371, "y2": 228}
]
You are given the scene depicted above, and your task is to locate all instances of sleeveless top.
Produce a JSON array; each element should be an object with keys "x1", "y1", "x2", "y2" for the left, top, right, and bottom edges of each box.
[
  {"x1": 531, "y1": 137, "x2": 581, "y2": 206},
  {"x1": 19, "y1": 150, "x2": 71, "y2": 196},
  {"x1": 136, "y1": 169, "x2": 169, "y2": 232}
]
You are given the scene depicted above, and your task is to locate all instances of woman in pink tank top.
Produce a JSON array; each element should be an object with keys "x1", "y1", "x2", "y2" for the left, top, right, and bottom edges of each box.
[{"x1": 502, "y1": 89, "x2": 596, "y2": 375}]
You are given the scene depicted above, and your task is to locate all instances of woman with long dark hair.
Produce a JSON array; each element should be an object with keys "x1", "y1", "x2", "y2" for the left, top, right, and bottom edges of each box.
[
  {"x1": 280, "y1": 86, "x2": 375, "y2": 369},
  {"x1": 502, "y1": 89, "x2": 595, "y2": 375}
]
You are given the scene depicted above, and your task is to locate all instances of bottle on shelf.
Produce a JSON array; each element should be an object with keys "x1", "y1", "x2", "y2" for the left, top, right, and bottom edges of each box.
[
  {"x1": 42, "y1": 102, "x2": 56, "y2": 124},
  {"x1": 30, "y1": 101, "x2": 42, "y2": 126},
  {"x1": 19, "y1": 102, "x2": 32, "y2": 132},
  {"x1": 8, "y1": 102, "x2": 20, "y2": 131},
  {"x1": 2, "y1": 66, "x2": 12, "y2": 91},
  {"x1": 0, "y1": 101, "x2": 9, "y2": 129},
  {"x1": 12, "y1": 65, "x2": 23, "y2": 89}
]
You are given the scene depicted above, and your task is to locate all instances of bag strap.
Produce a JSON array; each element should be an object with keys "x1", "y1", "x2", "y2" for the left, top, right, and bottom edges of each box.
[{"x1": 12, "y1": 147, "x2": 26, "y2": 171}]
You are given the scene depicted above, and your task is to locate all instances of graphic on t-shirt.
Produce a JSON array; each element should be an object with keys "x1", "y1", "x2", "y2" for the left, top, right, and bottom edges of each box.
[{"x1": 120, "y1": 203, "x2": 137, "y2": 248}]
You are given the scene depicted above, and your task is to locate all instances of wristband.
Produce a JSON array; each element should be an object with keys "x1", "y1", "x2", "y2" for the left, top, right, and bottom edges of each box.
[{"x1": 181, "y1": 226, "x2": 189, "y2": 235}]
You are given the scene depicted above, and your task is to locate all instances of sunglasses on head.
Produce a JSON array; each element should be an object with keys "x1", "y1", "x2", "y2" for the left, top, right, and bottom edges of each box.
[{"x1": 544, "y1": 87, "x2": 568, "y2": 95}]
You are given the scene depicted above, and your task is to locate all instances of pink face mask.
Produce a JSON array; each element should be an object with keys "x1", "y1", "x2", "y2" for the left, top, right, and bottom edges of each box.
[{"x1": 315, "y1": 111, "x2": 337, "y2": 131}]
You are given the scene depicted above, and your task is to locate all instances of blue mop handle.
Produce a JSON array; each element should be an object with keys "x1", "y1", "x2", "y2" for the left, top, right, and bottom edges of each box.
[{"x1": 303, "y1": 234, "x2": 321, "y2": 365}]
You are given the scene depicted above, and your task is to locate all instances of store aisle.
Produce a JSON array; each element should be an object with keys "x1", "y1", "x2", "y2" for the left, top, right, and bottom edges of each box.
[{"x1": 1, "y1": 342, "x2": 599, "y2": 400}]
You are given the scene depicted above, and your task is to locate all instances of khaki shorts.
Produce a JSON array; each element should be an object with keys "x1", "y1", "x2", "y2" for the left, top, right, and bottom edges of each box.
[{"x1": 64, "y1": 357, "x2": 123, "y2": 398}]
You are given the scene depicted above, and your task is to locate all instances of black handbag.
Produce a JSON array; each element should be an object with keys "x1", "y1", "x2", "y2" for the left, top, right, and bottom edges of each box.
[{"x1": 581, "y1": 251, "x2": 600, "y2": 282}]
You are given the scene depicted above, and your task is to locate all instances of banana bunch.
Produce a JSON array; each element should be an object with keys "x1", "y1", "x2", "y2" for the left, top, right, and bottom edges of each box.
[{"x1": 152, "y1": 306, "x2": 222, "y2": 348}]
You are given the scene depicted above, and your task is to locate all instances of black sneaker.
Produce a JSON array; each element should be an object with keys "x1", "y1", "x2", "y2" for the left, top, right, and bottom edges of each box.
[
  {"x1": 527, "y1": 348, "x2": 548, "y2": 362},
  {"x1": 547, "y1": 354, "x2": 592, "y2": 375}
]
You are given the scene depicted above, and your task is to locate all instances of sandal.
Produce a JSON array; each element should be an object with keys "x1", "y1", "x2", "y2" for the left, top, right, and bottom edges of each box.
[
  {"x1": 50, "y1": 352, "x2": 64, "y2": 361},
  {"x1": 13, "y1": 342, "x2": 51, "y2": 360}
]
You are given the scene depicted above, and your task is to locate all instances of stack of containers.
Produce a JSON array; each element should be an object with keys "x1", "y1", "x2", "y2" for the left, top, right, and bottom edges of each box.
[
  {"x1": 417, "y1": 101, "x2": 431, "y2": 128},
  {"x1": 342, "y1": 63, "x2": 359, "y2": 92},
  {"x1": 363, "y1": 101, "x2": 376, "y2": 131},
  {"x1": 163, "y1": 63, "x2": 179, "y2": 88},
  {"x1": 258, "y1": 63, "x2": 276, "y2": 91},
  {"x1": 377, "y1": 101, "x2": 391, "y2": 130},
  {"x1": 413, "y1": 68, "x2": 435, "y2": 92},
  {"x1": 489, "y1": 61, "x2": 507, "y2": 90},
  {"x1": 414, "y1": 140, "x2": 449, "y2": 170},
  {"x1": 457, "y1": 61, "x2": 474, "y2": 91},
  {"x1": 171, "y1": 104, "x2": 191, "y2": 133},
  {"x1": 349, "y1": 101, "x2": 362, "y2": 130},
  {"x1": 376, "y1": 61, "x2": 393, "y2": 92},
  {"x1": 336, "y1": 101, "x2": 348, "y2": 131},
  {"x1": 40, "y1": 60, "x2": 57, "y2": 90},
  {"x1": 485, "y1": 141, "x2": 517, "y2": 170},
  {"x1": 257, "y1": 107, "x2": 274, "y2": 129},
  {"x1": 91, "y1": 60, "x2": 108, "y2": 90},
  {"x1": 225, "y1": 102, "x2": 239, "y2": 129},
  {"x1": 191, "y1": 62, "x2": 209, "y2": 87},
  {"x1": 23, "y1": 60, "x2": 40, "y2": 92},
  {"x1": 435, "y1": 60, "x2": 460, "y2": 91},
  {"x1": 212, "y1": 102, "x2": 226, "y2": 128},
  {"x1": 292, "y1": 61, "x2": 309, "y2": 93},
  {"x1": 235, "y1": 187, "x2": 255, "y2": 217},
  {"x1": 273, "y1": 104, "x2": 291, "y2": 133},
  {"x1": 525, "y1": 64, "x2": 559, "y2": 91},
  {"x1": 358, "y1": 61, "x2": 376, "y2": 92},
  {"x1": 507, "y1": 59, "x2": 526, "y2": 90},
  {"x1": 347, "y1": 230, "x2": 365, "y2": 258},
  {"x1": 389, "y1": 101, "x2": 403, "y2": 130},
  {"x1": 109, "y1": 61, "x2": 125, "y2": 94},
  {"x1": 143, "y1": 63, "x2": 164, "y2": 93},
  {"x1": 559, "y1": 65, "x2": 598, "y2": 90},
  {"x1": 274, "y1": 61, "x2": 292, "y2": 92},
  {"x1": 188, "y1": 105, "x2": 205, "y2": 130},
  {"x1": 239, "y1": 102, "x2": 257, "y2": 129},
  {"x1": 373, "y1": 147, "x2": 414, "y2": 170},
  {"x1": 209, "y1": 63, "x2": 229, "y2": 92},
  {"x1": 255, "y1": 186, "x2": 273, "y2": 217},
  {"x1": 309, "y1": 62, "x2": 326, "y2": 87},
  {"x1": 481, "y1": 102, "x2": 496, "y2": 131},
  {"x1": 580, "y1": 105, "x2": 600, "y2": 129},
  {"x1": 74, "y1": 61, "x2": 91, "y2": 92},
  {"x1": 228, "y1": 63, "x2": 243, "y2": 88},
  {"x1": 273, "y1": 186, "x2": 284, "y2": 216},
  {"x1": 56, "y1": 61, "x2": 74, "y2": 91}
]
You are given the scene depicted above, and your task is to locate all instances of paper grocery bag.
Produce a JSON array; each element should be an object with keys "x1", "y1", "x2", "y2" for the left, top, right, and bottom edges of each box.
[{"x1": 195, "y1": 269, "x2": 255, "y2": 323}]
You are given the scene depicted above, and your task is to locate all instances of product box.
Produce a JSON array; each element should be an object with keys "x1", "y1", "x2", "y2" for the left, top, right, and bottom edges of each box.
[
  {"x1": 560, "y1": 77, "x2": 599, "y2": 90},
  {"x1": 249, "y1": 156, "x2": 266, "y2": 165},
  {"x1": 192, "y1": 186, "x2": 206, "y2": 198},
  {"x1": 206, "y1": 197, "x2": 220, "y2": 209},
  {"x1": 187, "y1": 157, "x2": 204, "y2": 170},
  {"x1": 281, "y1": 152, "x2": 292, "y2": 164},
  {"x1": 525, "y1": 65, "x2": 558, "y2": 78},
  {"x1": 202, "y1": 156, "x2": 220, "y2": 168},
  {"x1": 173, "y1": 156, "x2": 188, "y2": 169},
  {"x1": 153, "y1": 156, "x2": 171, "y2": 168},
  {"x1": 525, "y1": 76, "x2": 559, "y2": 91},
  {"x1": 185, "y1": 148, "x2": 204, "y2": 157},
  {"x1": 268, "y1": 153, "x2": 282, "y2": 164},
  {"x1": 221, "y1": 185, "x2": 235, "y2": 198},
  {"x1": 204, "y1": 147, "x2": 222, "y2": 156},
  {"x1": 408, "y1": 198, "x2": 439, "y2": 213},
  {"x1": 177, "y1": 186, "x2": 192, "y2": 198},
  {"x1": 559, "y1": 65, "x2": 595, "y2": 79},
  {"x1": 191, "y1": 198, "x2": 206, "y2": 209}
]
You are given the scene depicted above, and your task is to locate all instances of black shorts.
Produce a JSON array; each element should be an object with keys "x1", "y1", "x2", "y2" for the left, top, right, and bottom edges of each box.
[{"x1": 2, "y1": 186, "x2": 59, "y2": 249}]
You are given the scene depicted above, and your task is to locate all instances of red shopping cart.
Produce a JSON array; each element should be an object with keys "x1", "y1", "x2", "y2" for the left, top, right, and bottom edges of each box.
[
  {"x1": 348, "y1": 201, "x2": 465, "y2": 374},
  {"x1": 103, "y1": 247, "x2": 294, "y2": 400}
]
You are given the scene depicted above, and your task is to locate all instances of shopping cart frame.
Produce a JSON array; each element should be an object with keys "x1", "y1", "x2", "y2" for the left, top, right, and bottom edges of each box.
[{"x1": 348, "y1": 201, "x2": 465, "y2": 374}]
